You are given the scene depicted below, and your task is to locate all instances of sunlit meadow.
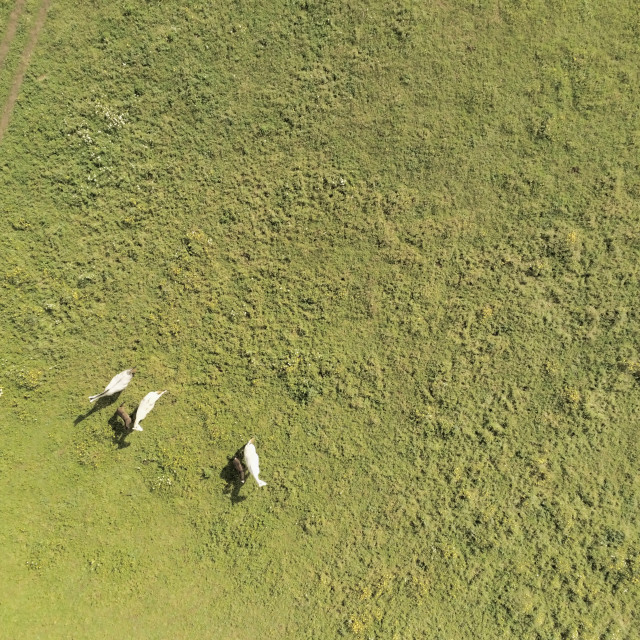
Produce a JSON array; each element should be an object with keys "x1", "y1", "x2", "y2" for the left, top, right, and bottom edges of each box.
[{"x1": 0, "y1": 0, "x2": 639, "y2": 638}]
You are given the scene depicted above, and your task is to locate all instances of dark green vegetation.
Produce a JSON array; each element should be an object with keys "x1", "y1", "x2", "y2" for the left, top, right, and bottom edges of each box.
[{"x1": 1, "y1": 0, "x2": 639, "y2": 637}]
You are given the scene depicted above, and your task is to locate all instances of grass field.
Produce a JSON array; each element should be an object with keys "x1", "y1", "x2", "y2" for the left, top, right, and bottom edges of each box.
[{"x1": 1, "y1": 0, "x2": 639, "y2": 638}]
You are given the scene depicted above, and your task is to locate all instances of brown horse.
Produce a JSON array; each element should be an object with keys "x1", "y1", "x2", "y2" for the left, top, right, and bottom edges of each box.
[
  {"x1": 116, "y1": 404, "x2": 132, "y2": 430},
  {"x1": 232, "y1": 457, "x2": 245, "y2": 484}
]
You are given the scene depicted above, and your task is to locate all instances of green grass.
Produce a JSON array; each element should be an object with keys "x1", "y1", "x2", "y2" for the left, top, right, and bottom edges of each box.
[{"x1": 1, "y1": 0, "x2": 639, "y2": 638}]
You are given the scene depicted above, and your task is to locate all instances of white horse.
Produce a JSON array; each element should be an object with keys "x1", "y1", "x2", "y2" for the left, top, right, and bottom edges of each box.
[
  {"x1": 132, "y1": 390, "x2": 167, "y2": 431},
  {"x1": 243, "y1": 438, "x2": 267, "y2": 487},
  {"x1": 89, "y1": 368, "x2": 136, "y2": 402}
]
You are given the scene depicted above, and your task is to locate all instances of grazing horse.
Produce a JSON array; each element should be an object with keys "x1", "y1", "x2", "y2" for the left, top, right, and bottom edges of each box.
[
  {"x1": 116, "y1": 404, "x2": 132, "y2": 430},
  {"x1": 89, "y1": 368, "x2": 137, "y2": 403},
  {"x1": 244, "y1": 438, "x2": 267, "y2": 487},
  {"x1": 232, "y1": 457, "x2": 245, "y2": 484},
  {"x1": 132, "y1": 390, "x2": 167, "y2": 431}
]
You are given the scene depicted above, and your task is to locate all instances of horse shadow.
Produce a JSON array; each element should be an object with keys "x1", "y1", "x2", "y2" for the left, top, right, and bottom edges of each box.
[
  {"x1": 74, "y1": 392, "x2": 122, "y2": 426},
  {"x1": 109, "y1": 411, "x2": 133, "y2": 449},
  {"x1": 219, "y1": 447, "x2": 247, "y2": 505}
]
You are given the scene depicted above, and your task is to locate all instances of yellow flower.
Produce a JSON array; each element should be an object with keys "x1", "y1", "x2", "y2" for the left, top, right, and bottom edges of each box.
[
  {"x1": 563, "y1": 386, "x2": 581, "y2": 405},
  {"x1": 350, "y1": 617, "x2": 365, "y2": 634}
]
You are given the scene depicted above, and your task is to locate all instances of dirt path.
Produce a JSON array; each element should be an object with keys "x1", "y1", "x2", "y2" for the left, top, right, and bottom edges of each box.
[
  {"x1": 0, "y1": 0, "x2": 26, "y2": 71},
  {"x1": 0, "y1": 0, "x2": 50, "y2": 144}
]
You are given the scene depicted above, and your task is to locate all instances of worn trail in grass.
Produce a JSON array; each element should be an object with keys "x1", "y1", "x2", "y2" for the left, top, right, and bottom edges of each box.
[
  {"x1": 0, "y1": 0, "x2": 27, "y2": 71},
  {"x1": 0, "y1": 0, "x2": 49, "y2": 142}
]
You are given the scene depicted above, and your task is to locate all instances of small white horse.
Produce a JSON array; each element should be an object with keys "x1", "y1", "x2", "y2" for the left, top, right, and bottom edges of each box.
[
  {"x1": 243, "y1": 438, "x2": 267, "y2": 487},
  {"x1": 89, "y1": 368, "x2": 136, "y2": 402},
  {"x1": 132, "y1": 390, "x2": 167, "y2": 431}
]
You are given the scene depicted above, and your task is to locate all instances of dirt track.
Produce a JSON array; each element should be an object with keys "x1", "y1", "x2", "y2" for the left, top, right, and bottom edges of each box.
[
  {"x1": 0, "y1": 0, "x2": 26, "y2": 71},
  {"x1": 0, "y1": 0, "x2": 50, "y2": 143}
]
